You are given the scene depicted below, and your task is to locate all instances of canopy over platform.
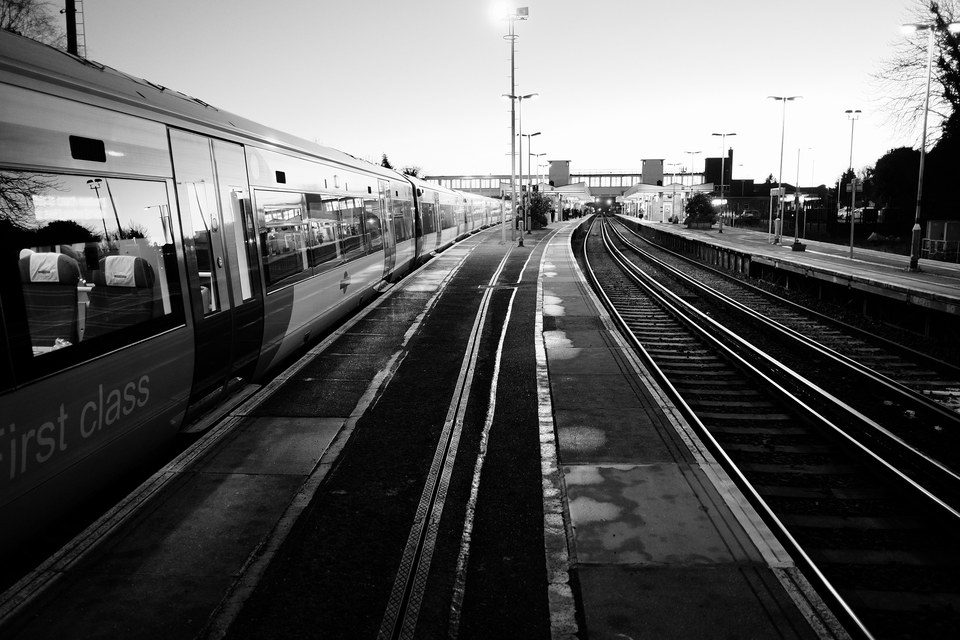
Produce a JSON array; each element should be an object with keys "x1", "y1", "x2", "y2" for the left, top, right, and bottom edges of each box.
[{"x1": 620, "y1": 182, "x2": 714, "y2": 200}]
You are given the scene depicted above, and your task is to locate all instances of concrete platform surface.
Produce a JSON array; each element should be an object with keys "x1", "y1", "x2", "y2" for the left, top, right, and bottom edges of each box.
[{"x1": 539, "y1": 220, "x2": 829, "y2": 639}]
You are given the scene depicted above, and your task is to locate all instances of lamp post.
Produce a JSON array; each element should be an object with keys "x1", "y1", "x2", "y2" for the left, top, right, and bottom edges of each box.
[
  {"x1": 711, "y1": 133, "x2": 735, "y2": 230},
  {"x1": 87, "y1": 178, "x2": 109, "y2": 239},
  {"x1": 523, "y1": 131, "x2": 541, "y2": 233},
  {"x1": 666, "y1": 162, "x2": 682, "y2": 222},
  {"x1": 503, "y1": 92, "x2": 538, "y2": 240},
  {"x1": 685, "y1": 150, "x2": 702, "y2": 177},
  {"x1": 902, "y1": 21, "x2": 960, "y2": 271},
  {"x1": 684, "y1": 151, "x2": 701, "y2": 221},
  {"x1": 845, "y1": 109, "x2": 861, "y2": 259},
  {"x1": 768, "y1": 96, "x2": 801, "y2": 243},
  {"x1": 498, "y1": 6, "x2": 529, "y2": 245},
  {"x1": 791, "y1": 146, "x2": 805, "y2": 250},
  {"x1": 532, "y1": 152, "x2": 547, "y2": 193}
]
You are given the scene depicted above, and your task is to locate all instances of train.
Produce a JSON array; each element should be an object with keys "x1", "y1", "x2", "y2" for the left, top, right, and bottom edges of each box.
[{"x1": 0, "y1": 31, "x2": 509, "y2": 548}]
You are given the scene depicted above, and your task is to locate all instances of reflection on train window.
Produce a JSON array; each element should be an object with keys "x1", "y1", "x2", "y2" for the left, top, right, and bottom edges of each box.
[
  {"x1": 363, "y1": 197, "x2": 384, "y2": 252},
  {"x1": 420, "y1": 202, "x2": 437, "y2": 235},
  {"x1": 338, "y1": 197, "x2": 366, "y2": 261},
  {"x1": 305, "y1": 194, "x2": 340, "y2": 268},
  {"x1": 439, "y1": 203, "x2": 456, "y2": 230},
  {"x1": 256, "y1": 190, "x2": 308, "y2": 288},
  {"x1": 1, "y1": 171, "x2": 181, "y2": 357}
]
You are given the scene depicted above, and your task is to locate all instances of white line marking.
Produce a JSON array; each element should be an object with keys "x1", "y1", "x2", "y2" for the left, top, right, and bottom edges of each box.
[
  {"x1": 535, "y1": 223, "x2": 580, "y2": 640},
  {"x1": 446, "y1": 287, "x2": 517, "y2": 637},
  {"x1": 0, "y1": 230, "x2": 493, "y2": 632},
  {"x1": 379, "y1": 245, "x2": 514, "y2": 640},
  {"x1": 201, "y1": 233, "x2": 493, "y2": 640}
]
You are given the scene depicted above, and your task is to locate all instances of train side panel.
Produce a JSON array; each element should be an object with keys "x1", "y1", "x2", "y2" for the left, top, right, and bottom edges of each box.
[
  {"x1": 243, "y1": 147, "x2": 393, "y2": 375},
  {"x1": 0, "y1": 82, "x2": 195, "y2": 546}
]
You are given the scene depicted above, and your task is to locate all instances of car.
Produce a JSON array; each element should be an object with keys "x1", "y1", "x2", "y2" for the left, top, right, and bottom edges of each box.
[{"x1": 737, "y1": 210, "x2": 761, "y2": 223}]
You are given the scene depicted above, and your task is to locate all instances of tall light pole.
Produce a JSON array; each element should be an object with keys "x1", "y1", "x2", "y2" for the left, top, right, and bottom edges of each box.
[
  {"x1": 791, "y1": 146, "x2": 805, "y2": 250},
  {"x1": 667, "y1": 162, "x2": 681, "y2": 222},
  {"x1": 684, "y1": 150, "x2": 701, "y2": 220},
  {"x1": 498, "y1": 6, "x2": 529, "y2": 245},
  {"x1": 504, "y1": 92, "x2": 538, "y2": 239},
  {"x1": 902, "y1": 21, "x2": 960, "y2": 271},
  {"x1": 768, "y1": 96, "x2": 801, "y2": 243},
  {"x1": 532, "y1": 151, "x2": 547, "y2": 186},
  {"x1": 845, "y1": 109, "x2": 861, "y2": 259},
  {"x1": 523, "y1": 131, "x2": 541, "y2": 233},
  {"x1": 711, "y1": 132, "x2": 735, "y2": 229},
  {"x1": 685, "y1": 150, "x2": 702, "y2": 178}
]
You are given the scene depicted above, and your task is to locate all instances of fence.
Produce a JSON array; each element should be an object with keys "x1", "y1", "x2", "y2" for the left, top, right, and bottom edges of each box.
[{"x1": 922, "y1": 239, "x2": 960, "y2": 264}]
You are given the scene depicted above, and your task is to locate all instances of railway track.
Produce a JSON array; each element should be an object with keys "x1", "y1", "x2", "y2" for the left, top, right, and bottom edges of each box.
[
  {"x1": 580, "y1": 215, "x2": 960, "y2": 639},
  {"x1": 613, "y1": 219, "x2": 960, "y2": 418},
  {"x1": 602, "y1": 219, "x2": 960, "y2": 488}
]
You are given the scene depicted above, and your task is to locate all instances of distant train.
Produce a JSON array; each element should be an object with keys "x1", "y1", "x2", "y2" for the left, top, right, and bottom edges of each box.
[{"x1": 0, "y1": 31, "x2": 509, "y2": 547}]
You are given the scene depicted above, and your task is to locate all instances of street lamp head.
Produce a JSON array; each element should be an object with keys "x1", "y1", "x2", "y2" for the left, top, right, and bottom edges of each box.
[
  {"x1": 521, "y1": 92, "x2": 539, "y2": 100},
  {"x1": 768, "y1": 95, "x2": 801, "y2": 101},
  {"x1": 530, "y1": 131, "x2": 541, "y2": 137},
  {"x1": 490, "y1": 4, "x2": 529, "y2": 22},
  {"x1": 900, "y1": 23, "x2": 927, "y2": 34}
]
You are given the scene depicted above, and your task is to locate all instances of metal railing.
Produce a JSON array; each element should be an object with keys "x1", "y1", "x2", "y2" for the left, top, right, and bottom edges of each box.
[{"x1": 922, "y1": 238, "x2": 960, "y2": 263}]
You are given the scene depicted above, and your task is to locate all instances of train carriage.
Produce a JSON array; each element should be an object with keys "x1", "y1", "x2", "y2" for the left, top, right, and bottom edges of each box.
[{"x1": 0, "y1": 31, "x2": 433, "y2": 546}]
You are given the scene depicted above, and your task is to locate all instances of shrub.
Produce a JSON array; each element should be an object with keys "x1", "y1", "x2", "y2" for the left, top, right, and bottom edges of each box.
[{"x1": 684, "y1": 193, "x2": 716, "y2": 226}]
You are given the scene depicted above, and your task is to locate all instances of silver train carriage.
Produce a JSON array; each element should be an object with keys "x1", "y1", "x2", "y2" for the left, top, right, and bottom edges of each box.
[{"x1": 0, "y1": 31, "x2": 504, "y2": 547}]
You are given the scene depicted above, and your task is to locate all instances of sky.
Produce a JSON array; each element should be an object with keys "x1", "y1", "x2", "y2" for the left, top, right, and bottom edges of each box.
[{"x1": 79, "y1": 0, "x2": 931, "y2": 187}]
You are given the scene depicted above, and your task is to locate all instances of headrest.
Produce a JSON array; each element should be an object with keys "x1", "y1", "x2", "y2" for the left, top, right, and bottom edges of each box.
[
  {"x1": 93, "y1": 255, "x2": 155, "y2": 288},
  {"x1": 18, "y1": 252, "x2": 80, "y2": 284}
]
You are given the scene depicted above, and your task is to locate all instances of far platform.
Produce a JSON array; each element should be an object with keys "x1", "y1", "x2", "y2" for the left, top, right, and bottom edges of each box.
[{"x1": 619, "y1": 214, "x2": 960, "y2": 317}]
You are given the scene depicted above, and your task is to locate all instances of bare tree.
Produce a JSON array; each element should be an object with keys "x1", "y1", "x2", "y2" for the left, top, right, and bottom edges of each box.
[
  {"x1": 876, "y1": 1, "x2": 960, "y2": 145},
  {"x1": 0, "y1": 0, "x2": 65, "y2": 47},
  {"x1": 0, "y1": 171, "x2": 62, "y2": 227},
  {"x1": 401, "y1": 166, "x2": 422, "y2": 178}
]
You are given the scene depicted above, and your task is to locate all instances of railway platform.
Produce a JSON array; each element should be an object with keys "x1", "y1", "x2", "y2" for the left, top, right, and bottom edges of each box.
[
  {"x1": 0, "y1": 219, "x2": 836, "y2": 639},
  {"x1": 624, "y1": 215, "x2": 960, "y2": 316}
]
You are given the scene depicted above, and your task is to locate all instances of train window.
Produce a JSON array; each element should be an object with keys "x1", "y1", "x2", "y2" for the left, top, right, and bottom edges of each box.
[
  {"x1": 171, "y1": 131, "x2": 228, "y2": 315},
  {"x1": 255, "y1": 190, "x2": 308, "y2": 289},
  {"x1": 420, "y1": 201, "x2": 437, "y2": 235},
  {"x1": 0, "y1": 171, "x2": 182, "y2": 362},
  {"x1": 305, "y1": 194, "x2": 341, "y2": 269},
  {"x1": 362, "y1": 197, "x2": 384, "y2": 253},
  {"x1": 439, "y1": 203, "x2": 456, "y2": 230},
  {"x1": 212, "y1": 140, "x2": 255, "y2": 303},
  {"x1": 337, "y1": 197, "x2": 366, "y2": 261}
]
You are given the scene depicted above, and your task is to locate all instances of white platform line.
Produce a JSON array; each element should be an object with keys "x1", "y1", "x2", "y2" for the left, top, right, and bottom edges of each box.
[{"x1": 536, "y1": 223, "x2": 580, "y2": 640}]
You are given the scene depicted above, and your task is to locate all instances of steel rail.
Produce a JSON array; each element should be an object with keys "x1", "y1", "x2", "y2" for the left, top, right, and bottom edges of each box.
[
  {"x1": 599, "y1": 218, "x2": 960, "y2": 518},
  {"x1": 614, "y1": 218, "x2": 960, "y2": 419},
  {"x1": 585, "y1": 215, "x2": 960, "y2": 639},
  {"x1": 580, "y1": 216, "x2": 874, "y2": 639},
  {"x1": 605, "y1": 221, "x2": 960, "y2": 497}
]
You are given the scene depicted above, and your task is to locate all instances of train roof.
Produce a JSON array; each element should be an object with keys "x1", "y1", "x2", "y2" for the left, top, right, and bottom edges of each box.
[{"x1": 0, "y1": 30, "x2": 402, "y2": 182}]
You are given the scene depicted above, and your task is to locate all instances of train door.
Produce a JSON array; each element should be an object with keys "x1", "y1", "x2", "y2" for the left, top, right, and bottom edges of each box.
[
  {"x1": 170, "y1": 131, "x2": 264, "y2": 403},
  {"x1": 379, "y1": 179, "x2": 396, "y2": 277},
  {"x1": 434, "y1": 192, "x2": 442, "y2": 250}
]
